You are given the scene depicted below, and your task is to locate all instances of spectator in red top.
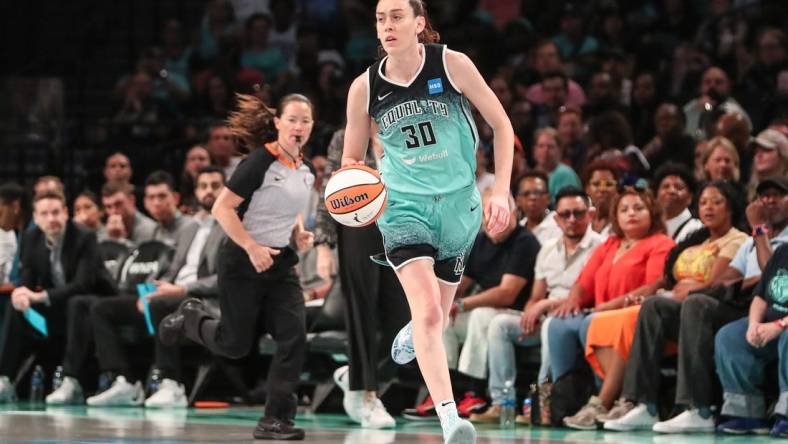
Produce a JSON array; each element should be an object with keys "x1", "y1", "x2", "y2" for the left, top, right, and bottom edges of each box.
[{"x1": 545, "y1": 186, "x2": 674, "y2": 409}]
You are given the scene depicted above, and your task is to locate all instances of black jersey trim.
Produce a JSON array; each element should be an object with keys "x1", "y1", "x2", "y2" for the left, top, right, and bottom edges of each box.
[
  {"x1": 377, "y1": 44, "x2": 427, "y2": 88},
  {"x1": 441, "y1": 45, "x2": 462, "y2": 95},
  {"x1": 459, "y1": 99, "x2": 479, "y2": 149}
]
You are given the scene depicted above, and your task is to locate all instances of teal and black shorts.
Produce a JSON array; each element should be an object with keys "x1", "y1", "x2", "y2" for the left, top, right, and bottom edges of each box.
[{"x1": 376, "y1": 183, "x2": 482, "y2": 284}]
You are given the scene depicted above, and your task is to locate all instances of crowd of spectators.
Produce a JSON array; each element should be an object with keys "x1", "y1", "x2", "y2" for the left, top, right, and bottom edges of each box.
[{"x1": 1, "y1": 0, "x2": 788, "y2": 437}]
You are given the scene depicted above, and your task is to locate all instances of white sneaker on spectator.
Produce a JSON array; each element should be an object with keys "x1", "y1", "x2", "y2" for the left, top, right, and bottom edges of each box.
[
  {"x1": 604, "y1": 403, "x2": 657, "y2": 431},
  {"x1": 333, "y1": 365, "x2": 362, "y2": 423},
  {"x1": 86, "y1": 376, "x2": 144, "y2": 407},
  {"x1": 46, "y1": 377, "x2": 84, "y2": 405},
  {"x1": 652, "y1": 409, "x2": 714, "y2": 433},
  {"x1": 144, "y1": 379, "x2": 188, "y2": 408},
  {"x1": 0, "y1": 376, "x2": 16, "y2": 403},
  {"x1": 361, "y1": 398, "x2": 396, "y2": 429}
]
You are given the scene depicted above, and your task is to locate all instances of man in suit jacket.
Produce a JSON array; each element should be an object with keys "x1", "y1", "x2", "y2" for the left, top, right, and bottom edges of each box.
[
  {"x1": 0, "y1": 190, "x2": 114, "y2": 402},
  {"x1": 77, "y1": 167, "x2": 226, "y2": 408}
]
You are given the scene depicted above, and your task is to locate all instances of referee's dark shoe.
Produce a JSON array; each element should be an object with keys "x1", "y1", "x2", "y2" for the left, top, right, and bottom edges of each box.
[
  {"x1": 159, "y1": 298, "x2": 207, "y2": 346},
  {"x1": 253, "y1": 416, "x2": 305, "y2": 440}
]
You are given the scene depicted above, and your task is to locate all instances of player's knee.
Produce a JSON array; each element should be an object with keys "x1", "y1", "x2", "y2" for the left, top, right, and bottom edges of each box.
[{"x1": 413, "y1": 300, "x2": 443, "y2": 330}]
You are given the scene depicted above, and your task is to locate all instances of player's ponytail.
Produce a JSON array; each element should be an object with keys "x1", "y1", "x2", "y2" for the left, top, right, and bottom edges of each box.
[{"x1": 410, "y1": 0, "x2": 440, "y2": 44}]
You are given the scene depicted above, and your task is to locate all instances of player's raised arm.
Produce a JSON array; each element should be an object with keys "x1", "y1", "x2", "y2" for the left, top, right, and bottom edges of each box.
[{"x1": 342, "y1": 72, "x2": 372, "y2": 167}]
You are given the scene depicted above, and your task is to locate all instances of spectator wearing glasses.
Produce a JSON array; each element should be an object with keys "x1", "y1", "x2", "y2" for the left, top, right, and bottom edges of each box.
[
  {"x1": 470, "y1": 188, "x2": 603, "y2": 423},
  {"x1": 653, "y1": 163, "x2": 704, "y2": 243},
  {"x1": 514, "y1": 171, "x2": 561, "y2": 246},
  {"x1": 532, "y1": 128, "x2": 582, "y2": 204}
]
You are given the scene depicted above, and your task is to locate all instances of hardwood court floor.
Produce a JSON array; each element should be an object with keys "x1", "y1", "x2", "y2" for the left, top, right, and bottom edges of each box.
[{"x1": 0, "y1": 403, "x2": 776, "y2": 443}]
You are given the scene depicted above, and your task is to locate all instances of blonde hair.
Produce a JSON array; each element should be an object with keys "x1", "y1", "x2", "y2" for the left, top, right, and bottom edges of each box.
[
  {"x1": 701, "y1": 136, "x2": 740, "y2": 182},
  {"x1": 534, "y1": 127, "x2": 562, "y2": 148}
]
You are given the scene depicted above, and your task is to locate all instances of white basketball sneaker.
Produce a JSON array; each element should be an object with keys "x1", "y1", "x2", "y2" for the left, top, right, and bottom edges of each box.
[
  {"x1": 333, "y1": 365, "x2": 363, "y2": 423},
  {"x1": 0, "y1": 376, "x2": 16, "y2": 403},
  {"x1": 86, "y1": 376, "x2": 145, "y2": 407},
  {"x1": 46, "y1": 376, "x2": 84, "y2": 405},
  {"x1": 361, "y1": 398, "x2": 396, "y2": 429},
  {"x1": 144, "y1": 379, "x2": 188, "y2": 408}
]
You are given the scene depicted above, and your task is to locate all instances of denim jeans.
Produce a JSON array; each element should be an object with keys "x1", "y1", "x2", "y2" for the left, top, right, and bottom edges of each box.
[
  {"x1": 486, "y1": 312, "x2": 541, "y2": 404},
  {"x1": 715, "y1": 317, "x2": 788, "y2": 418},
  {"x1": 547, "y1": 313, "x2": 596, "y2": 380}
]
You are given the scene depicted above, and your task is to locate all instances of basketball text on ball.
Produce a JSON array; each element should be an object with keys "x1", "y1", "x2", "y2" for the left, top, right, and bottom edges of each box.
[{"x1": 329, "y1": 193, "x2": 369, "y2": 211}]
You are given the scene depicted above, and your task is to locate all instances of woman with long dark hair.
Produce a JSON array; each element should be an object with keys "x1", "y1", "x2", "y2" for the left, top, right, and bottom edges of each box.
[{"x1": 160, "y1": 92, "x2": 316, "y2": 440}]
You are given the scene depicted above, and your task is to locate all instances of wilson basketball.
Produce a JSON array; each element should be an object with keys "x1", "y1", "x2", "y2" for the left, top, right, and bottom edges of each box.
[{"x1": 324, "y1": 165, "x2": 387, "y2": 227}]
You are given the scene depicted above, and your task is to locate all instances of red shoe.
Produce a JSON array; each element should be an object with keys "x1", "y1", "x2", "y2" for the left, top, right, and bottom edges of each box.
[
  {"x1": 457, "y1": 392, "x2": 488, "y2": 418},
  {"x1": 402, "y1": 396, "x2": 437, "y2": 421}
]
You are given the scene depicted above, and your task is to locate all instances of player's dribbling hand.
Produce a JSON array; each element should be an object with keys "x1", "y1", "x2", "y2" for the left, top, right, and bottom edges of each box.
[
  {"x1": 245, "y1": 243, "x2": 280, "y2": 273},
  {"x1": 484, "y1": 189, "x2": 510, "y2": 236}
]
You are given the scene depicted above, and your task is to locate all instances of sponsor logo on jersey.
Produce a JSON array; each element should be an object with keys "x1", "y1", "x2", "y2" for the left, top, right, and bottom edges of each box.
[
  {"x1": 378, "y1": 91, "x2": 393, "y2": 101},
  {"x1": 427, "y1": 78, "x2": 444, "y2": 94},
  {"x1": 400, "y1": 148, "x2": 449, "y2": 166}
]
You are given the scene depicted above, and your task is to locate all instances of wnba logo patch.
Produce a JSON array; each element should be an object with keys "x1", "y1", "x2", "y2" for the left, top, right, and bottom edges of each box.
[{"x1": 427, "y1": 78, "x2": 443, "y2": 95}]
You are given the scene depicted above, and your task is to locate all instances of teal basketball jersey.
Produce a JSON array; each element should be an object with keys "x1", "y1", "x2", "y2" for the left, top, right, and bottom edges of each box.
[{"x1": 368, "y1": 44, "x2": 479, "y2": 195}]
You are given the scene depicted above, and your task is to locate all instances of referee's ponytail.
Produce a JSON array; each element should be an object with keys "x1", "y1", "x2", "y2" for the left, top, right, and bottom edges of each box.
[{"x1": 228, "y1": 91, "x2": 313, "y2": 149}]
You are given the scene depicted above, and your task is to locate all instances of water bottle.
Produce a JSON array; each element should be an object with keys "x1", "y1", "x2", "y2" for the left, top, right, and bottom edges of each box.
[
  {"x1": 147, "y1": 368, "x2": 162, "y2": 395},
  {"x1": 52, "y1": 366, "x2": 64, "y2": 391},
  {"x1": 521, "y1": 397, "x2": 533, "y2": 425},
  {"x1": 30, "y1": 365, "x2": 45, "y2": 403},
  {"x1": 499, "y1": 380, "x2": 516, "y2": 429}
]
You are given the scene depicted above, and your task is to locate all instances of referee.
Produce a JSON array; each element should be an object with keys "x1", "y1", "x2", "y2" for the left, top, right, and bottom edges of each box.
[{"x1": 161, "y1": 92, "x2": 315, "y2": 440}]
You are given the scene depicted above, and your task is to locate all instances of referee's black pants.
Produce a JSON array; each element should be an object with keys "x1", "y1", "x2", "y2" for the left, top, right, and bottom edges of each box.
[
  {"x1": 338, "y1": 224, "x2": 409, "y2": 392},
  {"x1": 193, "y1": 240, "x2": 306, "y2": 422}
]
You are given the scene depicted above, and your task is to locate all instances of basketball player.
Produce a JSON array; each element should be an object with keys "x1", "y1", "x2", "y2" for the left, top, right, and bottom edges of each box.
[
  {"x1": 160, "y1": 93, "x2": 315, "y2": 440},
  {"x1": 341, "y1": 1, "x2": 514, "y2": 442}
]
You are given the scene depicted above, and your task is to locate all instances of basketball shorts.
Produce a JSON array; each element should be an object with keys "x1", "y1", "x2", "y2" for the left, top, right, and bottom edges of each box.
[{"x1": 376, "y1": 183, "x2": 482, "y2": 284}]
